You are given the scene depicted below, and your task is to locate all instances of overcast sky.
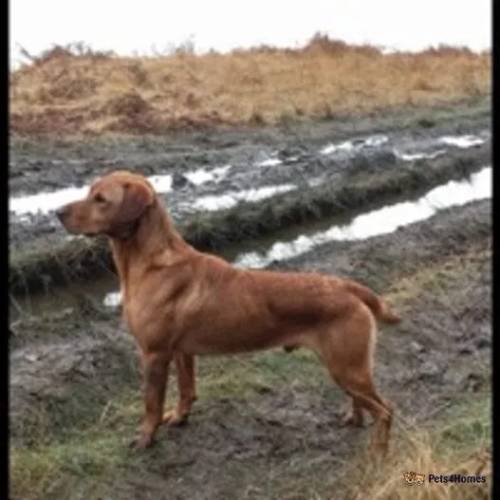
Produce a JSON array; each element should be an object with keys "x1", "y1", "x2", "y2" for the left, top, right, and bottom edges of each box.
[{"x1": 10, "y1": 0, "x2": 491, "y2": 67}]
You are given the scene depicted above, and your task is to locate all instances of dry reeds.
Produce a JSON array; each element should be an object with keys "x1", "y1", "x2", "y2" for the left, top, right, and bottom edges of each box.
[{"x1": 10, "y1": 35, "x2": 491, "y2": 135}]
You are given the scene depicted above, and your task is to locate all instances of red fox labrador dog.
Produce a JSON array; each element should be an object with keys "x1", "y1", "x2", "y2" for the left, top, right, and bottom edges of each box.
[{"x1": 57, "y1": 170, "x2": 400, "y2": 454}]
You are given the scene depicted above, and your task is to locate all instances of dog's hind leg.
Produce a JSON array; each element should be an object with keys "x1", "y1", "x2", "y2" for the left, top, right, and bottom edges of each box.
[
  {"x1": 314, "y1": 310, "x2": 392, "y2": 454},
  {"x1": 336, "y1": 371, "x2": 392, "y2": 454}
]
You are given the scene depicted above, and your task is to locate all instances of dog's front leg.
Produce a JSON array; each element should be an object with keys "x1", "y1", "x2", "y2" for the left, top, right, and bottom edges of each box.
[
  {"x1": 131, "y1": 351, "x2": 171, "y2": 449},
  {"x1": 163, "y1": 353, "x2": 197, "y2": 426}
]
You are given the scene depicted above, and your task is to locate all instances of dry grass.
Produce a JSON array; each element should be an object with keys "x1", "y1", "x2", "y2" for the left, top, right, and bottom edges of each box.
[
  {"x1": 345, "y1": 439, "x2": 490, "y2": 499},
  {"x1": 340, "y1": 396, "x2": 491, "y2": 500},
  {"x1": 10, "y1": 35, "x2": 491, "y2": 136}
]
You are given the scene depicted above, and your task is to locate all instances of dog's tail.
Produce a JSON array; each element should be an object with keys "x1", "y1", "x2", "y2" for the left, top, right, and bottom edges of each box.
[{"x1": 344, "y1": 279, "x2": 401, "y2": 325}]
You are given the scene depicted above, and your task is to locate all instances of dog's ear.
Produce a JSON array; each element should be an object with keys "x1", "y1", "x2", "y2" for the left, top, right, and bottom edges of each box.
[{"x1": 117, "y1": 181, "x2": 154, "y2": 222}]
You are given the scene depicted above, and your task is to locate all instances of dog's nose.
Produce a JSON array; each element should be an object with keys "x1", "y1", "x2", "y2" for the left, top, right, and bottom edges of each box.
[{"x1": 55, "y1": 205, "x2": 69, "y2": 220}]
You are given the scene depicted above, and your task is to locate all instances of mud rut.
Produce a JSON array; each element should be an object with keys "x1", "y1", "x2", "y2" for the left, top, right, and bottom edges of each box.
[
  {"x1": 9, "y1": 100, "x2": 491, "y2": 499},
  {"x1": 9, "y1": 98, "x2": 490, "y2": 250}
]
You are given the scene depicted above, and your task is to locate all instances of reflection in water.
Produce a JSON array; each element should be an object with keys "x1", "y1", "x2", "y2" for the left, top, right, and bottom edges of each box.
[
  {"x1": 393, "y1": 149, "x2": 446, "y2": 161},
  {"x1": 188, "y1": 184, "x2": 297, "y2": 212},
  {"x1": 184, "y1": 165, "x2": 232, "y2": 185},
  {"x1": 10, "y1": 185, "x2": 90, "y2": 217},
  {"x1": 257, "y1": 158, "x2": 283, "y2": 167},
  {"x1": 321, "y1": 135, "x2": 388, "y2": 155},
  {"x1": 103, "y1": 291, "x2": 122, "y2": 308},
  {"x1": 234, "y1": 167, "x2": 491, "y2": 269},
  {"x1": 439, "y1": 135, "x2": 485, "y2": 148},
  {"x1": 10, "y1": 165, "x2": 232, "y2": 216},
  {"x1": 10, "y1": 133, "x2": 487, "y2": 217}
]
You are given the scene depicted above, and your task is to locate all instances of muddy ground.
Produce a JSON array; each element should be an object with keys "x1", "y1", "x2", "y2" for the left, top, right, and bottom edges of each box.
[
  {"x1": 10, "y1": 198, "x2": 491, "y2": 499},
  {"x1": 9, "y1": 98, "x2": 492, "y2": 499},
  {"x1": 9, "y1": 96, "x2": 490, "y2": 197},
  {"x1": 9, "y1": 97, "x2": 490, "y2": 294}
]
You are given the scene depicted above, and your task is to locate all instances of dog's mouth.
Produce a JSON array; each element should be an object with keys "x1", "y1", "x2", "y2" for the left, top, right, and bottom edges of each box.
[
  {"x1": 58, "y1": 215, "x2": 141, "y2": 240},
  {"x1": 58, "y1": 222, "x2": 99, "y2": 237}
]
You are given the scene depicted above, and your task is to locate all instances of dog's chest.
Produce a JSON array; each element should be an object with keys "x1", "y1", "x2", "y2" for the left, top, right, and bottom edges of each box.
[{"x1": 122, "y1": 290, "x2": 178, "y2": 351}]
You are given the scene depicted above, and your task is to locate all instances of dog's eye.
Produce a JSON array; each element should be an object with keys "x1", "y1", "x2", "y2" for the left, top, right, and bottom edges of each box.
[{"x1": 94, "y1": 193, "x2": 107, "y2": 203}]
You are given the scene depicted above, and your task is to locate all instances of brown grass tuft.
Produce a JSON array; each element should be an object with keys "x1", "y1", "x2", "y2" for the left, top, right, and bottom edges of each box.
[
  {"x1": 342, "y1": 429, "x2": 490, "y2": 499},
  {"x1": 10, "y1": 35, "x2": 491, "y2": 136}
]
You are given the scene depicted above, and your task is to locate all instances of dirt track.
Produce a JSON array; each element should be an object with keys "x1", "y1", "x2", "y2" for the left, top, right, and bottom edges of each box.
[
  {"x1": 9, "y1": 97, "x2": 491, "y2": 295},
  {"x1": 9, "y1": 96, "x2": 490, "y2": 197}
]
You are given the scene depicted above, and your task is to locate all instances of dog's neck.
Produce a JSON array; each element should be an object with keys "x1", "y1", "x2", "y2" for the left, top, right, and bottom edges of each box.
[{"x1": 109, "y1": 198, "x2": 190, "y2": 294}]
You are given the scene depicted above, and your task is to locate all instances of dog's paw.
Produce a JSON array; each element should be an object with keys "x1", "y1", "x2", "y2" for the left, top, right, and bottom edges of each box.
[
  {"x1": 339, "y1": 409, "x2": 364, "y2": 428},
  {"x1": 162, "y1": 409, "x2": 188, "y2": 427},
  {"x1": 369, "y1": 440, "x2": 389, "y2": 458},
  {"x1": 128, "y1": 433, "x2": 154, "y2": 450},
  {"x1": 340, "y1": 415, "x2": 364, "y2": 428}
]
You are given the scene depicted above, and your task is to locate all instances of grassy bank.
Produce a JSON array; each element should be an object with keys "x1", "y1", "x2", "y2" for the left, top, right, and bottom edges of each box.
[
  {"x1": 10, "y1": 387, "x2": 491, "y2": 500},
  {"x1": 10, "y1": 225, "x2": 491, "y2": 499},
  {"x1": 9, "y1": 143, "x2": 490, "y2": 295},
  {"x1": 10, "y1": 36, "x2": 490, "y2": 136}
]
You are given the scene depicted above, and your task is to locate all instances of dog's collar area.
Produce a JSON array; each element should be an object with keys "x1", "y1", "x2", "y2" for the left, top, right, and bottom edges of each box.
[
  {"x1": 107, "y1": 219, "x2": 141, "y2": 241},
  {"x1": 108, "y1": 202, "x2": 160, "y2": 241}
]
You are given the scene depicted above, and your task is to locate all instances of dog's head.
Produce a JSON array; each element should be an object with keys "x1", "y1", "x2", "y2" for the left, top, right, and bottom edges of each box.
[{"x1": 56, "y1": 170, "x2": 155, "y2": 238}]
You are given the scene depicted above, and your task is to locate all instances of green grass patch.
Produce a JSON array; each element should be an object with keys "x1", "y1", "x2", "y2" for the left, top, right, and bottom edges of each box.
[
  {"x1": 196, "y1": 348, "x2": 325, "y2": 399},
  {"x1": 435, "y1": 394, "x2": 491, "y2": 457},
  {"x1": 387, "y1": 243, "x2": 491, "y2": 306}
]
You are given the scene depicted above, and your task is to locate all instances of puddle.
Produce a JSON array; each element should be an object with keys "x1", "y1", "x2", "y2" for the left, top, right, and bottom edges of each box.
[
  {"x1": 257, "y1": 158, "x2": 283, "y2": 167},
  {"x1": 9, "y1": 165, "x2": 232, "y2": 216},
  {"x1": 11, "y1": 272, "x2": 119, "y2": 318},
  {"x1": 146, "y1": 174, "x2": 173, "y2": 193},
  {"x1": 320, "y1": 133, "x2": 486, "y2": 158},
  {"x1": 393, "y1": 149, "x2": 446, "y2": 161},
  {"x1": 234, "y1": 167, "x2": 491, "y2": 269},
  {"x1": 438, "y1": 135, "x2": 485, "y2": 148},
  {"x1": 393, "y1": 133, "x2": 487, "y2": 161},
  {"x1": 10, "y1": 185, "x2": 90, "y2": 217},
  {"x1": 187, "y1": 184, "x2": 297, "y2": 212},
  {"x1": 102, "y1": 291, "x2": 122, "y2": 308},
  {"x1": 183, "y1": 165, "x2": 232, "y2": 185},
  {"x1": 321, "y1": 135, "x2": 388, "y2": 155},
  {"x1": 321, "y1": 140, "x2": 354, "y2": 155},
  {"x1": 363, "y1": 136, "x2": 389, "y2": 147},
  {"x1": 10, "y1": 132, "x2": 488, "y2": 217}
]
